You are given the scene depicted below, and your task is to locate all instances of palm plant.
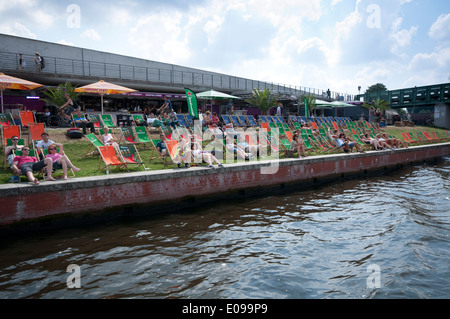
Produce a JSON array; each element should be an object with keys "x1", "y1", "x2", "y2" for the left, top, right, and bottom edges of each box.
[
  {"x1": 362, "y1": 98, "x2": 390, "y2": 111},
  {"x1": 41, "y1": 81, "x2": 81, "y2": 109},
  {"x1": 245, "y1": 88, "x2": 279, "y2": 115},
  {"x1": 301, "y1": 93, "x2": 317, "y2": 117}
]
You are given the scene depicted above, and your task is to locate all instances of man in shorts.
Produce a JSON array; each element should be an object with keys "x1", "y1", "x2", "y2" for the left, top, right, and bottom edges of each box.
[{"x1": 12, "y1": 147, "x2": 55, "y2": 185}]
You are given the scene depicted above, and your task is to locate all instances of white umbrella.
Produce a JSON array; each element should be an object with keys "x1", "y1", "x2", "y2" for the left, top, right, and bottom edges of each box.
[{"x1": 197, "y1": 89, "x2": 241, "y2": 112}]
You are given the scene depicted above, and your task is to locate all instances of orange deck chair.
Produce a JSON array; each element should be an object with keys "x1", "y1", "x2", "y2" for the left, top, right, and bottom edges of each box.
[
  {"x1": 19, "y1": 111, "x2": 36, "y2": 128},
  {"x1": 98, "y1": 145, "x2": 129, "y2": 174},
  {"x1": 2, "y1": 125, "x2": 20, "y2": 146}
]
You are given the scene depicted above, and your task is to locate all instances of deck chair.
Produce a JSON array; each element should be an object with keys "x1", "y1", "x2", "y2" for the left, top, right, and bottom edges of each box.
[
  {"x1": 120, "y1": 126, "x2": 139, "y2": 144},
  {"x1": 84, "y1": 133, "x2": 104, "y2": 157},
  {"x1": 300, "y1": 130, "x2": 314, "y2": 150},
  {"x1": 422, "y1": 131, "x2": 434, "y2": 141},
  {"x1": 134, "y1": 126, "x2": 153, "y2": 149},
  {"x1": 118, "y1": 144, "x2": 146, "y2": 170},
  {"x1": 221, "y1": 115, "x2": 232, "y2": 126},
  {"x1": 185, "y1": 114, "x2": 196, "y2": 127},
  {"x1": 100, "y1": 114, "x2": 117, "y2": 128},
  {"x1": 87, "y1": 114, "x2": 103, "y2": 129},
  {"x1": 431, "y1": 132, "x2": 443, "y2": 140},
  {"x1": 2, "y1": 124, "x2": 20, "y2": 146},
  {"x1": 98, "y1": 145, "x2": 128, "y2": 174},
  {"x1": 246, "y1": 115, "x2": 258, "y2": 127},
  {"x1": 132, "y1": 114, "x2": 146, "y2": 126},
  {"x1": 4, "y1": 138, "x2": 25, "y2": 169},
  {"x1": 19, "y1": 111, "x2": 36, "y2": 128},
  {"x1": 0, "y1": 113, "x2": 14, "y2": 127},
  {"x1": 28, "y1": 123, "x2": 45, "y2": 146},
  {"x1": 259, "y1": 115, "x2": 268, "y2": 123},
  {"x1": 176, "y1": 114, "x2": 189, "y2": 128},
  {"x1": 238, "y1": 115, "x2": 249, "y2": 127},
  {"x1": 150, "y1": 139, "x2": 171, "y2": 165},
  {"x1": 229, "y1": 115, "x2": 242, "y2": 127},
  {"x1": 12, "y1": 148, "x2": 44, "y2": 182}
]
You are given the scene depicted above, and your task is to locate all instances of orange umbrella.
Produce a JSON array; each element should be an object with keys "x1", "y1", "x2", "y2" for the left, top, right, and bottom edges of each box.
[
  {"x1": 74, "y1": 80, "x2": 137, "y2": 114},
  {"x1": 0, "y1": 73, "x2": 43, "y2": 113}
]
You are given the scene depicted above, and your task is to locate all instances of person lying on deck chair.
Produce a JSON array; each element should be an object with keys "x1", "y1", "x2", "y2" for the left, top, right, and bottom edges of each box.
[{"x1": 11, "y1": 147, "x2": 55, "y2": 185}]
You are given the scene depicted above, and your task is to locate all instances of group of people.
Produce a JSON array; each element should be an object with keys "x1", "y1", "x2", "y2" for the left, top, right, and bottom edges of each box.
[{"x1": 5, "y1": 132, "x2": 81, "y2": 185}]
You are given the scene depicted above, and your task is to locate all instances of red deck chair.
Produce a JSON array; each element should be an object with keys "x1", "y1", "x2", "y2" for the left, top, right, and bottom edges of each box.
[
  {"x1": 19, "y1": 111, "x2": 36, "y2": 127},
  {"x1": 2, "y1": 125, "x2": 20, "y2": 145},
  {"x1": 422, "y1": 131, "x2": 434, "y2": 141},
  {"x1": 98, "y1": 145, "x2": 128, "y2": 174}
]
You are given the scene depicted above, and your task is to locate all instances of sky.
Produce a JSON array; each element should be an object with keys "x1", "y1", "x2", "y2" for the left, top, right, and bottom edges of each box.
[{"x1": 0, "y1": 0, "x2": 449, "y2": 96}]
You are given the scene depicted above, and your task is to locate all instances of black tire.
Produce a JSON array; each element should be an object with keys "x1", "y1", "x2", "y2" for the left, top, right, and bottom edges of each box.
[{"x1": 48, "y1": 115, "x2": 61, "y2": 127}]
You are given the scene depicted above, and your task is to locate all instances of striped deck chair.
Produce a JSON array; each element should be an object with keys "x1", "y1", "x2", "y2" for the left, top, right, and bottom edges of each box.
[
  {"x1": 98, "y1": 145, "x2": 128, "y2": 174},
  {"x1": 300, "y1": 129, "x2": 314, "y2": 150},
  {"x1": 19, "y1": 111, "x2": 36, "y2": 128},
  {"x1": 100, "y1": 114, "x2": 116, "y2": 128},
  {"x1": 87, "y1": 114, "x2": 102, "y2": 129},
  {"x1": 118, "y1": 144, "x2": 146, "y2": 170}
]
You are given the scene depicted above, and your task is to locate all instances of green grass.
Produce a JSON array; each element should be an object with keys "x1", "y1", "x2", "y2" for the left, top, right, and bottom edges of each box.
[{"x1": 1, "y1": 125, "x2": 449, "y2": 184}]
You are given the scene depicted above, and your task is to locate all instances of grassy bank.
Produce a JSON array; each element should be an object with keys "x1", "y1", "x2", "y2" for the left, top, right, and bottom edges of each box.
[{"x1": 1, "y1": 125, "x2": 449, "y2": 184}]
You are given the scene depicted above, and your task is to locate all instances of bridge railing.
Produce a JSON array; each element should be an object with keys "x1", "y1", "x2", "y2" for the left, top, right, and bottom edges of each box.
[{"x1": 0, "y1": 51, "x2": 353, "y2": 100}]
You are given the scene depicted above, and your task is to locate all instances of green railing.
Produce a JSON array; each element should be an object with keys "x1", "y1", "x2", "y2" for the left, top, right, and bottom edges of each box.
[{"x1": 357, "y1": 83, "x2": 450, "y2": 107}]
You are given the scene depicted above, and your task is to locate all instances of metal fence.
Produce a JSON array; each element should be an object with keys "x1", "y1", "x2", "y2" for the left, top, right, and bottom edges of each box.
[{"x1": 0, "y1": 51, "x2": 349, "y2": 99}]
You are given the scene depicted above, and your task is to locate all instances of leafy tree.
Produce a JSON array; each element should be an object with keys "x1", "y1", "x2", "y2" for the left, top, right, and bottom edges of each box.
[
  {"x1": 365, "y1": 83, "x2": 387, "y2": 94},
  {"x1": 245, "y1": 88, "x2": 279, "y2": 114},
  {"x1": 41, "y1": 81, "x2": 81, "y2": 109}
]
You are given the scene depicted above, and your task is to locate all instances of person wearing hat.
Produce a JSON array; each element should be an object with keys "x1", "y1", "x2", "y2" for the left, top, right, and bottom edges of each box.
[{"x1": 34, "y1": 52, "x2": 42, "y2": 72}]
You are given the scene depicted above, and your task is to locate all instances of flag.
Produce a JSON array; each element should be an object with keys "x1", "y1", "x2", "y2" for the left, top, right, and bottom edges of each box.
[
  {"x1": 185, "y1": 88, "x2": 198, "y2": 119},
  {"x1": 304, "y1": 97, "x2": 309, "y2": 119}
]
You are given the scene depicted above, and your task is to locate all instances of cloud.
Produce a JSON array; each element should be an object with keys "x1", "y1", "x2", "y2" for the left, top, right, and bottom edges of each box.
[
  {"x1": 389, "y1": 17, "x2": 418, "y2": 55},
  {"x1": 81, "y1": 29, "x2": 102, "y2": 41},
  {"x1": 0, "y1": 22, "x2": 37, "y2": 39},
  {"x1": 429, "y1": 13, "x2": 450, "y2": 41}
]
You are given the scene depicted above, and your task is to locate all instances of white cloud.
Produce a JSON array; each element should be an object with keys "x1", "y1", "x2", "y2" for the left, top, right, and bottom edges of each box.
[
  {"x1": 0, "y1": 22, "x2": 36, "y2": 39},
  {"x1": 429, "y1": 13, "x2": 450, "y2": 41},
  {"x1": 389, "y1": 17, "x2": 418, "y2": 55},
  {"x1": 81, "y1": 29, "x2": 101, "y2": 41}
]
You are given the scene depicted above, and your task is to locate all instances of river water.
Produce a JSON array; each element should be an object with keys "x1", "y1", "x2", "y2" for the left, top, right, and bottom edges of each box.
[{"x1": 0, "y1": 157, "x2": 449, "y2": 299}]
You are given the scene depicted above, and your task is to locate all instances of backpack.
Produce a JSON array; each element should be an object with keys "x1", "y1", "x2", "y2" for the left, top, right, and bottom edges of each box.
[
  {"x1": 40, "y1": 56, "x2": 45, "y2": 69},
  {"x1": 66, "y1": 128, "x2": 83, "y2": 139}
]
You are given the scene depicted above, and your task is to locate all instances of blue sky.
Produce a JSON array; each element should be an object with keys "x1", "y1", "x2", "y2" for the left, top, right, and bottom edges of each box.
[{"x1": 0, "y1": 0, "x2": 449, "y2": 96}]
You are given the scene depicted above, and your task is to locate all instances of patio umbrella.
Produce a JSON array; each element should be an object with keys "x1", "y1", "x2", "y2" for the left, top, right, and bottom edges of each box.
[
  {"x1": 330, "y1": 101, "x2": 355, "y2": 107},
  {"x1": 0, "y1": 73, "x2": 43, "y2": 113},
  {"x1": 196, "y1": 89, "x2": 241, "y2": 112},
  {"x1": 74, "y1": 80, "x2": 137, "y2": 114}
]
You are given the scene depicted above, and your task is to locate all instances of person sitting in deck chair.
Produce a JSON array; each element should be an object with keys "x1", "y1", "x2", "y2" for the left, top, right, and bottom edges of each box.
[
  {"x1": 11, "y1": 147, "x2": 55, "y2": 185},
  {"x1": 46, "y1": 143, "x2": 81, "y2": 180}
]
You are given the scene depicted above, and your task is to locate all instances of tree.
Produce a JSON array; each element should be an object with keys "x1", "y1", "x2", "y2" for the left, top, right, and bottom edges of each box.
[
  {"x1": 365, "y1": 83, "x2": 387, "y2": 95},
  {"x1": 362, "y1": 98, "x2": 391, "y2": 111},
  {"x1": 42, "y1": 81, "x2": 81, "y2": 109},
  {"x1": 245, "y1": 88, "x2": 279, "y2": 115},
  {"x1": 301, "y1": 93, "x2": 317, "y2": 117}
]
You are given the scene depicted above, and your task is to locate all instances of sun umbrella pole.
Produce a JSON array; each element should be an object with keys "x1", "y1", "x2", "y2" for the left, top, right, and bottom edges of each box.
[
  {"x1": 101, "y1": 93, "x2": 104, "y2": 114},
  {"x1": 1, "y1": 90, "x2": 4, "y2": 113}
]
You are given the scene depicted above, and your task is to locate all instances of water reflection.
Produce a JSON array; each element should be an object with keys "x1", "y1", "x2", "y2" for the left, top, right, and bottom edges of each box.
[{"x1": 0, "y1": 158, "x2": 449, "y2": 299}]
